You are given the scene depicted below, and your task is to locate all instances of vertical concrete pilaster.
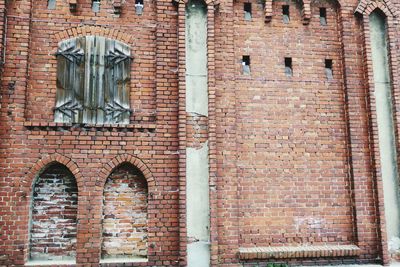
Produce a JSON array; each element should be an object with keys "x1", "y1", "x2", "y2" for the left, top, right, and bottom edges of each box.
[
  {"x1": 369, "y1": 11, "x2": 400, "y2": 252},
  {"x1": 185, "y1": 1, "x2": 210, "y2": 266}
]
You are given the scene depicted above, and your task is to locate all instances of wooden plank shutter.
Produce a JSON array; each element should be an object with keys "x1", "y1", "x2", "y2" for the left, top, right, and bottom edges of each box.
[
  {"x1": 54, "y1": 37, "x2": 85, "y2": 123},
  {"x1": 55, "y1": 36, "x2": 131, "y2": 124},
  {"x1": 104, "y1": 39, "x2": 131, "y2": 124},
  {"x1": 83, "y1": 36, "x2": 107, "y2": 124}
]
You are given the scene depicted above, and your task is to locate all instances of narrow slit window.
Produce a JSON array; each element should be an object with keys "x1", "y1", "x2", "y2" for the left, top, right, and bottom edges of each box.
[
  {"x1": 244, "y1": 3, "x2": 252, "y2": 21},
  {"x1": 282, "y1": 5, "x2": 290, "y2": 23},
  {"x1": 135, "y1": 0, "x2": 144, "y2": 15},
  {"x1": 285, "y1": 57, "x2": 292, "y2": 76},
  {"x1": 242, "y1": 56, "x2": 250, "y2": 75},
  {"x1": 325, "y1": 59, "x2": 333, "y2": 79},
  {"x1": 320, "y1": 7, "x2": 327, "y2": 25},
  {"x1": 92, "y1": 0, "x2": 100, "y2": 12},
  {"x1": 47, "y1": 0, "x2": 56, "y2": 10}
]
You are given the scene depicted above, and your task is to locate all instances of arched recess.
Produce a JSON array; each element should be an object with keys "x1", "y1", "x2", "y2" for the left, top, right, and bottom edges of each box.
[
  {"x1": 99, "y1": 154, "x2": 155, "y2": 188},
  {"x1": 365, "y1": 8, "x2": 400, "y2": 261},
  {"x1": 101, "y1": 162, "x2": 149, "y2": 262},
  {"x1": 355, "y1": 0, "x2": 398, "y2": 18},
  {"x1": 28, "y1": 162, "x2": 78, "y2": 263},
  {"x1": 24, "y1": 154, "x2": 83, "y2": 190}
]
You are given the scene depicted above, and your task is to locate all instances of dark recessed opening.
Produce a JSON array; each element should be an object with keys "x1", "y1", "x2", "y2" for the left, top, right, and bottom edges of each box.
[
  {"x1": 92, "y1": 0, "x2": 100, "y2": 12},
  {"x1": 283, "y1": 5, "x2": 290, "y2": 23},
  {"x1": 244, "y1": 3, "x2": 252, "y2": 20},
  {"x1": 242, "y1": 56, "x2": 250, "y2": 74},
  {"x1": 285, "y1": 57, "x2": 292, "y2": 76},
  {"x1": 320, "y1": 7, "x2": 327, "y2": 25},
  {"x1": 135, "y1": 0, "x2": 144, "y2": 15},
  {"x1": 325, "y1": 59, "x2": 333, "y2": 79},
  {"x1": 47, "y1": 0, "x2": 56, "y2": 10}
]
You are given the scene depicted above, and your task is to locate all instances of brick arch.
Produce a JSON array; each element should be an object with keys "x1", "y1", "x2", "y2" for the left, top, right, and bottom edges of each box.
[
  {"x1": 24, "y1": 154, "x2": 83, "y2": 192},
  {"x1": 355, "y1": 0, "x2": 398, "y2": 17},
  {"x1": 54, "y1": 25, "x2": 133, "y2": 45},
  {"x1": 100, "y1": 154, "x2": 156, "y2": 189}
]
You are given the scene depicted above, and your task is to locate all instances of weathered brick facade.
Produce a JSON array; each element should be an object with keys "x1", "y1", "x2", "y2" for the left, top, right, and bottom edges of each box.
[
  {"x1": 1, "y1": 0, "x2": 400, "y2": 266},
  {"x1": 102, "y1": 163, "x2": 148, "y2": 260},
  {"x1": 30, "y1": 163, "x2": 78, "y2": 261}
]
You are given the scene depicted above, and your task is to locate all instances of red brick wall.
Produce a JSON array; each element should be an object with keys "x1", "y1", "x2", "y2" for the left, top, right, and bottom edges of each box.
[
  {"x1": 102, "y1": 163, "x2": 148, "y2": 259},
  {"x1": 1, "y1": 0, "x2": 400, "y2": 266},
  {"x1": 0, "y1": 0, "x2": 179, "y2": 265},
  {"x1": 234, "y1": 0, "x2": 353, "y2": 247},
  {"x1": 25, "y1": 0, "x2": 157, "y2": 123},
  {"x1": 214, "y1": 0, "x2": 382, "y2": 265},
  {"x1": 30, "y1": 163, "x2": 78, "y2": 261}
]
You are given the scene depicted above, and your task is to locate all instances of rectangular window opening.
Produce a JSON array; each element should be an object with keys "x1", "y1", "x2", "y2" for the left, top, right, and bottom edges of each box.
[
  {"x1": 242, "y1": 56, "x2": 250, "y2": 75},
  {"x1": 320, "y1": 7, "x2": 327, "y2": 25},
  {"x1": 135, "y1": 0, "x2": 144, "y2": 15},
  {"x1": 47, "y1": 0, "x2": 56, "y2": 10},
  {"x1": 325, "y1": 59, "x2": 333, "y2": 79},
  {"x1": 282, "y1": 5, "x2": 290, "y2": 23},
  {"x1": 285, "y1": 57, "x2": 292, "y2": 76},
  {"x1": 92, "y1": 0, "x2": 101, "y2": 12},
  {"x1": 244, "y1": 3, "x2": 252, "y2": 21}
]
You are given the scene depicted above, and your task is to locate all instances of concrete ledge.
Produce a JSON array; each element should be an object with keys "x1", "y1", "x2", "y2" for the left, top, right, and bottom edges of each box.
[
  {"x1": 100, "y1": 257, "x2": 148, "y2": 263},
  {"x1": 25, "y1": 259, "x2": 76, "y2": 266},
  {"x1": 239, "y1": 245, "x2": 361, "y2": 260}
]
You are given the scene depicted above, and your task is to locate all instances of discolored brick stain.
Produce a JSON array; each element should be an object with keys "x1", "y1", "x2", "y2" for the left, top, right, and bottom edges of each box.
[
  {"x1": 102, "y1": 163, "x2": 148, "y2": 259},
  {"x1": 29, "y1": 163, "x2": 78, "y2": 261}
]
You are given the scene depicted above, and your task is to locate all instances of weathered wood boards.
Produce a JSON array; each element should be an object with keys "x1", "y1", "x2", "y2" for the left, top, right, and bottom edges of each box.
[{"x1": 54, "y1": 36, "x2": 131, "y2": 124}]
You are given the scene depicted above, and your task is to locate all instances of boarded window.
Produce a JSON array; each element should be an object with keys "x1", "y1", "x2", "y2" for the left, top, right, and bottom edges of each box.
[{"x1": 54, "y1": 36, "x2": 132, "y2": 124}]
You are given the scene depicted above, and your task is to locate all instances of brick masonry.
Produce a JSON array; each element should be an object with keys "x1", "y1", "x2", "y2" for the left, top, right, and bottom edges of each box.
[
  {"x1": 30, "y1": 163, "x2": 78, "y2": 261},
  {"x1": 102, "y1": 163, "x2": 148, "y2": 259},
  {"x1": 0, "y1": 0, "x2": 400, "y2": 266},
  {"x1": 234, "y1": 0, "x2": 353, "y2": 247}
]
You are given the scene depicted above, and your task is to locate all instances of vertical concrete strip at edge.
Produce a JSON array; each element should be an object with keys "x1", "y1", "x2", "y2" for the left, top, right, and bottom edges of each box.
[
  {"x1": 185, "y1": 1, "x2": 211, "y2": 266},
  {"x1": 370, "y1": 11, "x2": 400, "y2": 251},
  {"x1": 186, "y1": 0, "x2": 208, "y2": 117},
  {"x1": 187, "y1": 142, "x2": 210, "y2": 267}
]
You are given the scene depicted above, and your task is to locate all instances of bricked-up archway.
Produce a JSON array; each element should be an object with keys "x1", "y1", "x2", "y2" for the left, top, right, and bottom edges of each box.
[
  {"x1": 101, "y1": 163, "x2": 148, "y2": 262},
  {"x1": 29, "y1": 163, "x2": 78, "y2": 262}
]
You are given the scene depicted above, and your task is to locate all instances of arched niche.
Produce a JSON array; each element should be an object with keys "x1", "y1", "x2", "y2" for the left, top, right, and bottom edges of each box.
[
  {"x1": 369, "y1": 8, "x2": 400, "y2": 256},
  {"x1": 101, "y1": 163, "x2": 149, "y2": 262},
  {"x1": 29, "y1": 162, "x2": 78, "y2": 263}
]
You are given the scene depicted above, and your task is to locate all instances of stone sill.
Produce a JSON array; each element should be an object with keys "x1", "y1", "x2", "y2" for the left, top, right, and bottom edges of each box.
[
  {"x1": 25, "y1": 259, "x2": 76, "y2": 266},
  {"x1": 23, "y1": 122, "x2": 156, "y2": 132},
  {"x1": 239, "y1": 245, "x2": 361, "y2": 260}
]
